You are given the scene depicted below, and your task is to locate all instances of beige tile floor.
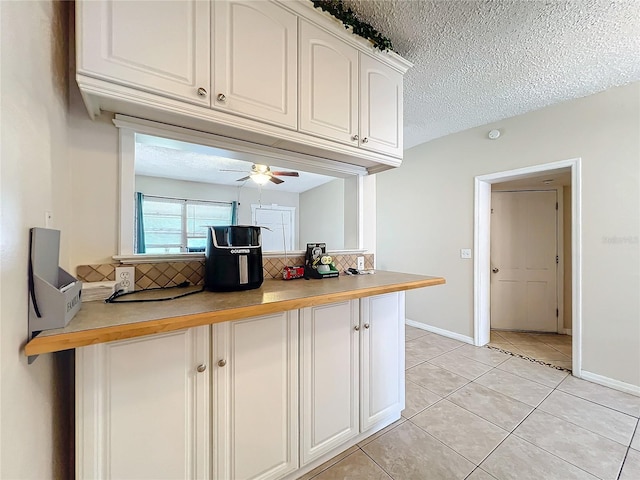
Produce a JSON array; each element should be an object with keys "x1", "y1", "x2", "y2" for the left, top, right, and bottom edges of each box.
[
  {"x1": 301, "y1": 327, "x2": 640, "y2": 480},
  {"x1": 488, "y1": 330, "x2": 573, "y2": 371}
]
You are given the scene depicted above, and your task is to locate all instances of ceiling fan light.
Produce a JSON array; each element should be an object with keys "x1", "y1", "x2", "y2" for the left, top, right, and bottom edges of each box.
[{"x1": 252, "y1": 172, "x2": 270, "y2": 185}]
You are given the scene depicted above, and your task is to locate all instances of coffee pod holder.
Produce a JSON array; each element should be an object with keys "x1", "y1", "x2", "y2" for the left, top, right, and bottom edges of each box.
[{"x1": 304, "y1": 243, "x2": 339, "y2": 279}]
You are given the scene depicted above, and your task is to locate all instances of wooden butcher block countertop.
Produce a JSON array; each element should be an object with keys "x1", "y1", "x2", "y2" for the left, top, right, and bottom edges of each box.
[{"x1": 24, "y1": 270, "x2": 445, "y2": 356}]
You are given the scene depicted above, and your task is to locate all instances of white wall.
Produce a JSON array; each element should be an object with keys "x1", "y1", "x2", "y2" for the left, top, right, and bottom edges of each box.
[
  {"x1": 343, "y1": 176, "x2": 359, "y2": 248},
  {"x1": 1, "y1": 1, "x2": 72, "y2": 477},
  {"x1": 377, "y1": 82, "x2": 640, "y2": 387},
  {"x1": 136, "y1": 175, "x2": 300, "y2": 229},
  {"x1": 299, "y1": 178, "x2": 345, "y2": 249},
  {"x1": 68, "y1": 94, "x2": 118, "y2": 266}
]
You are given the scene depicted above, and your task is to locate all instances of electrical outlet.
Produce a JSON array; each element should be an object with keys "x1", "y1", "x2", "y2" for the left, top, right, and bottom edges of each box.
[
  {"x1": 357, "y1": 256, "x2": 365, "y2": 270},
  {"x1": 460, "y1": 248, "x2": 472, "y2": 259},
  {"x1": 115, "y1": 266, "x2": 135, "y2": 293}
]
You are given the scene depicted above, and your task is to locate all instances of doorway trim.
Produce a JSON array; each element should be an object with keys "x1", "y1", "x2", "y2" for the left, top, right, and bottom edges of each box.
[{"x1": 473, "y1": 158, "x2": 582, "y2": 377}]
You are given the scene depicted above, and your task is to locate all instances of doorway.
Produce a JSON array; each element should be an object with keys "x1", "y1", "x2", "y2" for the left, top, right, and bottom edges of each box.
[
  {"x1": 251, "y1": 204, "x2": 296, "y2": 252},
  {"x1": 474, "y1": 159, "x2": 582, "y2": 377},
  {"x1": 490, "y1": 190, "x2": 559, "y2": 333}
]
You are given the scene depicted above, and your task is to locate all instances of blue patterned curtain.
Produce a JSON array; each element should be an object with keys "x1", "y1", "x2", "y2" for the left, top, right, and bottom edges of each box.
[{"x1": 135, "y1": 192, "x2": 146, "y2": 253}]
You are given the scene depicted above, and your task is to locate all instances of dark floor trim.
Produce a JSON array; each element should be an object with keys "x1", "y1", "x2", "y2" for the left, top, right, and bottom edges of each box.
[{"x1": 485, "y1": 345, "x2": 572, "y2": 373}]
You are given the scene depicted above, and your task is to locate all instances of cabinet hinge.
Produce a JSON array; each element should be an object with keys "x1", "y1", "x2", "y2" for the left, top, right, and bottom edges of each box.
[
  {"x1": 491, "y1": 208, "x2": 494, "y2": 214},
  {"x1": 556, "y1": 202, "x2": 559, "y2": 210},
  {"x1": 556, "y1": 308, "x2": 559, "y2": 317},
  {"x1": 556, "y1": 255, "x2": 559, "y2": 264}
]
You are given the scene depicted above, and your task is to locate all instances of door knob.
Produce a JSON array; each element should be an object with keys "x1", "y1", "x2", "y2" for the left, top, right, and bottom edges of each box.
[
  {"x1": 492, "y1": 267, "x2": 499, "y2": 273},
  {"x1": 364, "y1": 323, "x2": 370, "y2": 329},
  {"x1": 354, "y1": 325, "x2": 360, "y2": 331}
]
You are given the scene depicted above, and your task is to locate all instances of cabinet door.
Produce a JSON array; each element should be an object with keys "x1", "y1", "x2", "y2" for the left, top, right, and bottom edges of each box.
[
  {"x1": 360, "y1": 292, "x2": 405, "y2": 431},
  {"x1": 300, "y1": 301, "x2": 359, "y2": 465},
  {"x1": 76, "y1": 327, "x2": 210, "y2": 480},
  {"x1": 77, "y1": 0, "x2": 211, "y2": 106},
  {"x1": 213, "y1": 312, "x2": 298, "y2": 480},
  {"x1": 359, "y1": 54, "x2": 404, "y2": 157},
  {"x1": 213, "y1": 0, "x2": 297, "y2": 129},
  {"x1": 299, "y1": 20, "x2": 358, "y2": 145}
]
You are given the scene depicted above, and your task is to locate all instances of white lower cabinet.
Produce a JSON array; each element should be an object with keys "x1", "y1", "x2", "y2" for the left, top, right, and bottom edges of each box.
[
  {"x1": 300, "y1": 292, "x2": 405, "y2": 466},
  {"x1": 76, "y1": 326, "x2": 210, "y2": 480},
  {"x1": 300, "y1": 300, "x2": 360, "y2": 464},
  {"x1": 213, "y1": 311, "x2": 299, "y2": 480},
  {"x1": 360, "y1": 292, "x2": 405, "y2": 430},
  {"x1": 76, "y1": 293, "x2": 404, "y2": 480}
]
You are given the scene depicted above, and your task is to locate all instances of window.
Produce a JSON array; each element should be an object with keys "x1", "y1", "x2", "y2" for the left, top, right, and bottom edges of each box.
[{"x1": 139, "y1": 196, "x2": 235, "y2": 254}]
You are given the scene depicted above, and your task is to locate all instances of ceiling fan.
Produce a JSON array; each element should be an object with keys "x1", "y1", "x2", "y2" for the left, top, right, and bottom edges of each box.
[{"x1": 222, "y1": 163, "x2": 299, "y2": 185}]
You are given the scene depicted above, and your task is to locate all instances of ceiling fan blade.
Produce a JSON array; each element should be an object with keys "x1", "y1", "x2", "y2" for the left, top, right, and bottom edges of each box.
[
  {"x1": 236, "y1": 176, "x2": 251, "y2": 182},
  {"x1": 269, "y1": 176, "x2": 284, "y2": 184},
  {"x1": 221, "y1": 169, "x2": 250, "y2": 173},
  {"x1": 271, "y1": 171, "x2": 299, "y2": 177}
]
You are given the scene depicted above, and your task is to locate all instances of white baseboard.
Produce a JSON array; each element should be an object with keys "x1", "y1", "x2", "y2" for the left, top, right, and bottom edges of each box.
[
  {"x1": 561, "y1": 328, "x2": 572, "y2": 335},
  {"x1": 580, "y1": 370, "x2": 640, "y2": 397},
  {"x1": 405, "y1": 319, "x2": 474, "y2": 345}
]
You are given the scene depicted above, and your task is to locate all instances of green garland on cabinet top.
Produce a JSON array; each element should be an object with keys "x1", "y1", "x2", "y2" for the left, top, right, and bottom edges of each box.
[{"x1": 310, "y1": 0, "x2": 394, "y2": 52}]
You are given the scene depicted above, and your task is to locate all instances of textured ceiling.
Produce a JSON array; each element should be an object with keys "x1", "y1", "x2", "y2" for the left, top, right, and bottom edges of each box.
[{"x1": 342, "y1": 0, "x2": 640, "y2": 148}]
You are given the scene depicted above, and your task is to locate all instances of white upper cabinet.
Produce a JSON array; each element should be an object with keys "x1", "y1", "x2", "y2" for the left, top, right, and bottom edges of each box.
[
  {"x1": 299, "y1": 20, "x2": 359, "y2": 145},
  {"x1": 77, "y1": 0, "x2": 211, "y2": 106},
  {"x1": 213, "y1": 312, "x2": 299, "y2": 480},
  {"x1": 359, "y1": 53, "x2": 404, "y2": 157},
  {"x1": 213, "y1": 0, "x2": 298, "y2": 129},
  {"x1": 360, "y1": 292, "x2": 405, "y2": 431},
  {"x1": 76, "y1": 327, "x2": 210, "y2": 480},
  {"x1": 76, "y1": 0, "x2": 412, "y2": 171}
]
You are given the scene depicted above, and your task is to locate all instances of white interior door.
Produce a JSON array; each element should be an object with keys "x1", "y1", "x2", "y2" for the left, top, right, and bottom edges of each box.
[
  {"x1": 490, "y1": 191, "x2": 558, "y2": 332},
  {"x1": 252, "y1": 204, "x2": 295, "y2": 251}
]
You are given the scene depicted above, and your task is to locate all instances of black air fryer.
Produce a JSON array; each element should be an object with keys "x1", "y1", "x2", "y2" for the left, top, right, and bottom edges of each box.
[{"x1": 205, "y1": 226, "x2": 263, "y2": 291}]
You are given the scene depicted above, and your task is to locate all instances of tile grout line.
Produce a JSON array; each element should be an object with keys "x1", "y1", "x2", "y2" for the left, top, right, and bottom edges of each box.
[
  {"x1": 305, "y1": 447, "x2": 362, "y2": 480},
  {"x1": 406, "y1": 361, "x2": 556, "y2": 477},
  {"x1": 358, "y1": 441, "x2": 398, "y2": 479},
  {"x1": 493, "y1": 357, "x2": 569, "y2": 389},
  {"x1": 405, "y1": 331, "x2": 633, "y2": 479},
  {"x1": 406, "y1": 396, "x2": 509, "y2": 468},
  {"x1": 616, "y1": 419, "x2": 639, "y2": 480},
  {"x1": 507, "y1": 380, "x2": 628, "y2": 479}
]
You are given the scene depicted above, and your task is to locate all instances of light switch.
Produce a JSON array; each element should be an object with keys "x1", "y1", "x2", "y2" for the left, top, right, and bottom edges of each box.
[{"x1": 460, "y1": 248, "x2": 472, "y2": 259}]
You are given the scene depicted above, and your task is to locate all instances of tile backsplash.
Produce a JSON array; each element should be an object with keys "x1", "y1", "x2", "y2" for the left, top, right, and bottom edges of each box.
[{"x1": 77, "y1": 254, "x2": 374, "y2": 289}]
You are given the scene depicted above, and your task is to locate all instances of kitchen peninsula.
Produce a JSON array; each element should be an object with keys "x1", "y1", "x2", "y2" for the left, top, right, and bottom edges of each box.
[{"x1": 26, "y1": 271, "x2": 444, "y2": 480}]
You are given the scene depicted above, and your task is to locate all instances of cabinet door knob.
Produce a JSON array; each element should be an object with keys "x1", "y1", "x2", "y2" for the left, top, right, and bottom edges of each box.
[
  {"x1": 354, "y1": 325, "x2": 360, "y2": 331},
  {"x1": 197, "y1": 87, "x2": 208, "y2": 97},
  {"x1": 196, "y1": 364, "x2": 207, "y2": 373},
  {"x1": 218, "y1": 359, "x2": 227, "y2": 367},
  {"x1": 351, "y1": 134, "x2": 359, "y2": 141},
  {"x1": 362, "y1": 137, "x2": 369, "y2": 144},
  {"x1": 217, "y1": 93, "x2": 226, "y2": 102},
  {"x1": 364, "y1": 323, "x2": 370, "y2": 329}
]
